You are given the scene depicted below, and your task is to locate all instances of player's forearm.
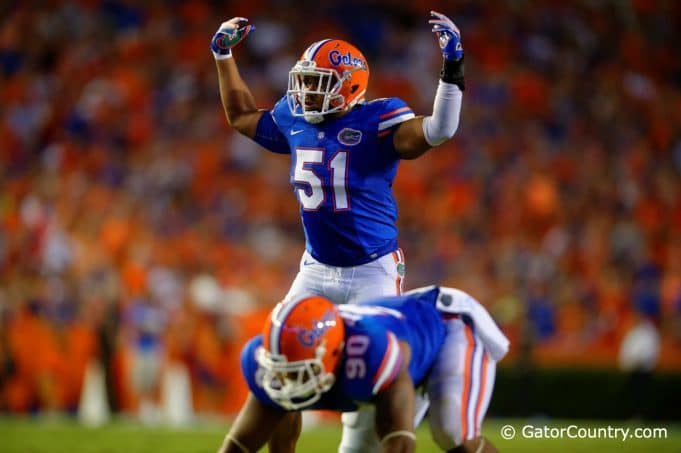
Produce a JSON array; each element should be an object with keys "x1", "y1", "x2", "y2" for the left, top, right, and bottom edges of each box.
[
  {"x1": 268, "y1": 412, "x2": 302, "y2": 453},
  {"x1": 215, "y1": 58, "x2": 260, "y2": 136},
  {"x1": 375, "y1": 360, "x2": 416, "y2": 453},
  {"x1": 218, "y1": 424, "x2": 267, "y2": 453},
  {"x1": 218, "y1": 394, "x2": 285, "y2": 453},
  {"x1": 218, "y1": 434, "x2": 254, "y2": 453},
  {"x1": 422, "y1": 11, "x2": 465, "y2": 147},
  {"x1": 381, "y1": 432, "x2": 416, "y2": 453}
]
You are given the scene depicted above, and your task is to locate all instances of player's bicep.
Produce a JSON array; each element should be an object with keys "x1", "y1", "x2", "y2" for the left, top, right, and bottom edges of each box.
[
  {"x1": 393, "y1": 116, "x2": 431, "y2": 160},
  {"x1": 269, "y1": 411, "x2": 302, "y2": 453},
  {"x1": 231, "y1": 109, "x2": 265, "y2": 138}
]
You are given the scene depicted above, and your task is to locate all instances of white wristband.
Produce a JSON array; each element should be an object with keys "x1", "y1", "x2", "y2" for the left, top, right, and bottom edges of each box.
[
  {"x1": 380, "y1": 430, "x2": 417, "y2": 444},
  {"x1": 422, "y1": 80, "x2": 462, "y2": 146},
  {"x1": 213, "y1": 51, "x2": 233, "y2": 60},
  {"x1": 223, "y1": 434, "x2": 251, "y2": 453}
]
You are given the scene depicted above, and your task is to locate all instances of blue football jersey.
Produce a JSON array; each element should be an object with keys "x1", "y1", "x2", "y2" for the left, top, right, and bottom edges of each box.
[
  {"x1": 241, "y1": 287, "x2": 446, "y2": 412},
  {"x1": 253, "y1": 97, "x2": 415, "y2": 266}
]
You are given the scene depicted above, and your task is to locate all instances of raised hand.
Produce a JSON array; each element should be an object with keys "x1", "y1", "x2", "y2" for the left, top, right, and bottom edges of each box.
[
  {"x1": 210, "y1": 17, "x2": 255, "y2": 60},
  {"x1": 428, "y1": 11, "x2": 463, "y2": 61}
]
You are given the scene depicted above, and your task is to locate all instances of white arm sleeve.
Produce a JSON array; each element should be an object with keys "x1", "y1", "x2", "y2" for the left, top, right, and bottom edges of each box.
[{"x1": 421, "y1": 80, "x2": 463, "y2": 146}]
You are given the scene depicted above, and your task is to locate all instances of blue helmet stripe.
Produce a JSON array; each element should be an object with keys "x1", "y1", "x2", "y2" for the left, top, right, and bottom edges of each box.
[{"x1": 305, "y1": 39, "x2": 332, "y2": 61}]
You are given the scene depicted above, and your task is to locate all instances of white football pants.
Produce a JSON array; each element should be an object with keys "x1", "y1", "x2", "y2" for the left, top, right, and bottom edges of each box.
[
  {"x1": 283, "y1": 249, "x2": 405, "y2": 305},
  {"x1": 426, "y1": 317, "x2": 497, "y2": 449}
]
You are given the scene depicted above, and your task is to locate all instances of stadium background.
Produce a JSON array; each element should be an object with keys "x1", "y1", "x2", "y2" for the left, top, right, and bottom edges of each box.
[{"x1": 1, "y1": 0, "x2": 680, "y2": 443}]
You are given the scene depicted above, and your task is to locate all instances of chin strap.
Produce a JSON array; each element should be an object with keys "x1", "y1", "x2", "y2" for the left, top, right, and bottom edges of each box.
[{"x1": 304, "y1": 113, "x2": 324, "y2": 124}]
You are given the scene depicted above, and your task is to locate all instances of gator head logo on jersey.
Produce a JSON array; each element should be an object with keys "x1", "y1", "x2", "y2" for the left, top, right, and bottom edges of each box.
[
  {"x1": 337, "y1": 127, "x2": 362, "y2": 146},
  {"x1": 287, "y1": 39, "x2": 370, "y2": 124},
  {"x1": 258, "y1": 296, "x2": 345, "y2": 410}
]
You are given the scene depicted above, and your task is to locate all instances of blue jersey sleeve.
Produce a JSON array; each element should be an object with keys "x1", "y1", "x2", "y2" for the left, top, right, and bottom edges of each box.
[
  {"x1": 369, "y1": 330, "x2": 404, "y2": 395},
  {"x1": 253, "y1": 112, "x2": 290, "y2": 154},
  {"x1": 376, "y1": 97, "x2": 415, "y2": 136},
  {"x1": 341, "y1": 323, "x2": 404, "y2": 402}
]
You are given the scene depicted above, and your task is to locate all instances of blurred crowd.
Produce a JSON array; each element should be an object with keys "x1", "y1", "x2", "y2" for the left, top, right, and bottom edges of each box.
[{"x1": 1, "y1": 0, "x2": 680, "y2": 418}]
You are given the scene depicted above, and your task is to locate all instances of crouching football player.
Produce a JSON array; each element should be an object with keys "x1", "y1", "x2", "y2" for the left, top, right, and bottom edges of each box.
[{"x1": 217, "y1": 286, "x2": 509, "y2": 453}]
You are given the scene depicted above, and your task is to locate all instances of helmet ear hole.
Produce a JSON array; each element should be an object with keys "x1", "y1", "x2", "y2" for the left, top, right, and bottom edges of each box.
[{"x1": 350, "y1": 84, "x2": 359, "y2": 94}]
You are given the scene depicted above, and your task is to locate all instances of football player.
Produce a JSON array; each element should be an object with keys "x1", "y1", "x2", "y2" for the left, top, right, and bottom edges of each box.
[
  {"x1": 211, "y1": 10, "x2": 465, "y2": 452},
  {"x1": 217, "y1": 286, "x2": 509, "y2": 453}
]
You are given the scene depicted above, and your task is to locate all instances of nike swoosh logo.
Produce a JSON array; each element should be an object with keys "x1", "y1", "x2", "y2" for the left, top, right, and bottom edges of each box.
[
  {"x1": 291, "y1": 129, "x2": 304, "y2": 135},
  {"x1": 303, "y1": 260, "x2": 315, "y2": 266}
]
